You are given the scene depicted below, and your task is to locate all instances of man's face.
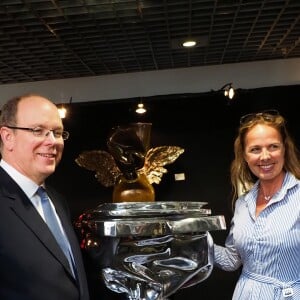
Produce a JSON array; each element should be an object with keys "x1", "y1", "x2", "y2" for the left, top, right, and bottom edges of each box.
[{"x1": 2, "y1": 96, "x2": 65, "y2": 184}]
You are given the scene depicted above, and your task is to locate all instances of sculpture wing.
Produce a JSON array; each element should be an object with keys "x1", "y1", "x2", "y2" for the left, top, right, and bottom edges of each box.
[
  {"x1": 75, "y1": 150, "x2": 121, "y2": 187},
  {"x1": 142, "y1": 146, "x2": 184, "y2": 184}
]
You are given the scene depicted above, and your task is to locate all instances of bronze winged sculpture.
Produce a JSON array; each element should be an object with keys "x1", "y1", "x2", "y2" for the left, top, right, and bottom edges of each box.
[{"x1": 75, "y1": 123, "x2": 184, "y2": 202}]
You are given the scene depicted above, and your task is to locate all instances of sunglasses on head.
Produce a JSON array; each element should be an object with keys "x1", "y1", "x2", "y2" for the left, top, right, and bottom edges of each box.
[{"x1": 240, "y1": 109, "x2": 280, "y2": 125}]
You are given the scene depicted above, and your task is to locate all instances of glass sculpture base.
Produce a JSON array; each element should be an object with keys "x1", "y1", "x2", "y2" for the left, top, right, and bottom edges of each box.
[{"x1": 76, "y1": 201, "x2": 226, "y2": 300}]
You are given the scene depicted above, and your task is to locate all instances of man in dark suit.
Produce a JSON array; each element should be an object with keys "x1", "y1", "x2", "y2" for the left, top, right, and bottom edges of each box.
[{"x1": 0, "y1": 93, "x2": 90, "y2": 300}]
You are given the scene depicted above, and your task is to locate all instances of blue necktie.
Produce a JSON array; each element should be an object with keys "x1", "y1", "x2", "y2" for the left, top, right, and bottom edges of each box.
[{"x1": 37, "y1": 186, "x2": 76, "y2": 278}]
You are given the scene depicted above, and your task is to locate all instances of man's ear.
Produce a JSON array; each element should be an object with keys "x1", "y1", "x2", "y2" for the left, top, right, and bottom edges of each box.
[{"x1": 0, "y1": 127, "x2": 14, "y2": 151}]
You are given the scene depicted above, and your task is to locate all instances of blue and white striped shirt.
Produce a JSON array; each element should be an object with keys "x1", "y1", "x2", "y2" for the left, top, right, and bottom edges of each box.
[{"x1": 214, "y1": 171, "x2": 300, "y2": 300}]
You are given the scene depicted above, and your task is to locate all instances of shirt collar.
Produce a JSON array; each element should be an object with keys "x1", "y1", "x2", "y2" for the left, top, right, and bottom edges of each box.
[{"x1": 0, "y1": 159, "x2": 39, "y2": 198}]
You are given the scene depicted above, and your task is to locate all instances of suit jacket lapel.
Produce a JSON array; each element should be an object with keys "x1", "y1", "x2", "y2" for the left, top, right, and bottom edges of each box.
[{"x1": 0, "y1": 168, "x2": 74, "y2": 278}]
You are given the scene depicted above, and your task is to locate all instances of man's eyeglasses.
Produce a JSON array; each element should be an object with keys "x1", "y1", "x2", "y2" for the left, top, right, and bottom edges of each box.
[
  {"x1": 240, "y1": 109, "x2": 280, "y2": 125},
  {"x1": 6, "y1": 126, "x2": 70, "y2": 140}
]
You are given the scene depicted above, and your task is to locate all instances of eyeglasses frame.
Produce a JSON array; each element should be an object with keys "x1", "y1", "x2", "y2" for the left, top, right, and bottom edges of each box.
[{"x1": 5, "y1": 125, "x2": 69, "y2": 140}]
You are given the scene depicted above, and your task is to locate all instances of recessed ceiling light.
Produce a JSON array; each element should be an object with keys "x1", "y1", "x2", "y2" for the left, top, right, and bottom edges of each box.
[
  {"x1": 182, "y1": 40, "x2": 197, "y2": 48},
  {"x1": 170, "y1": 36, "x2": 208, "y2": 49}
]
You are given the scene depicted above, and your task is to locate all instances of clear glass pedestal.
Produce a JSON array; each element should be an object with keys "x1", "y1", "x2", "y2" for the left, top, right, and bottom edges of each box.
[{"x1": 76, "y1": 201, "x2": 226, "y2": 300}]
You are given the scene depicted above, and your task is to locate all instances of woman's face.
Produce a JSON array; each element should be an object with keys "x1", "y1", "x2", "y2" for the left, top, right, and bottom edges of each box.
[{"x1": 244, "y1": 124, "x2": 285, "y2": 181}]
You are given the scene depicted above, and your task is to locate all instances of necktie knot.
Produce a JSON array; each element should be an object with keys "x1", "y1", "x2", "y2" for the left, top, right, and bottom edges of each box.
[{"x1": 37, "y1": 186, "x2": 48, "y2": 203}]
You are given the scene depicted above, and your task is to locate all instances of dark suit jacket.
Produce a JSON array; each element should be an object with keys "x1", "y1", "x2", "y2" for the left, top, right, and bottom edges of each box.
[{"x1": 0, "y1": 166, "x2": 90, "y2": 300}]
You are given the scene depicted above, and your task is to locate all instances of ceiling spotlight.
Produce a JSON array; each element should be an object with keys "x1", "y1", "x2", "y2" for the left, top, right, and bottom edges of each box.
[
  {"x1": 221, "y1": 83, "x2": 235, "y2": 100},
  {"x1": 58, "y1": 105, "x2": 67, "y2": 119},
  {"x1": 224, "y1": 86, "x2": 235, "y2": 99},
  {"x1": 170, "y1": 36, "x2": 208, "y2": 49},
  {"x1": 135, "y1": 102, "x2": 146, "y2": 114},
  {"x1": 182, "y1": 40, "x2": 197, "y2": 48},
  {"x1": 57, "y1": 96, "x2": 72, "y2": 119}
]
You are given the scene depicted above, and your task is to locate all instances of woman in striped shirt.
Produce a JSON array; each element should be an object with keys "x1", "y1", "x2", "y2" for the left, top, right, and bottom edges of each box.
[{"x1": 214, "y1": 110, "x2": 300, "y2": 299}]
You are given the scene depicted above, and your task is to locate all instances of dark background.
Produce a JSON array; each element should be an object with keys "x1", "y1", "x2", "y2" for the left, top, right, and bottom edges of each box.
[{"x1": 48, "y1": 85, "x2": 300, "y2": 300}]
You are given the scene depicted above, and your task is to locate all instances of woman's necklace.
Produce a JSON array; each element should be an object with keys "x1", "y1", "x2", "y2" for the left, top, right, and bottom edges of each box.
[
  {"x1": 259, "y1": 173, "x2": 284, "y2": 203},
  {"x1": 261, "y1": 189, "x2": 277, "y2": 202},
  {"x1": 263, "y1": 194, "x2": 272, "y2": 202}
]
